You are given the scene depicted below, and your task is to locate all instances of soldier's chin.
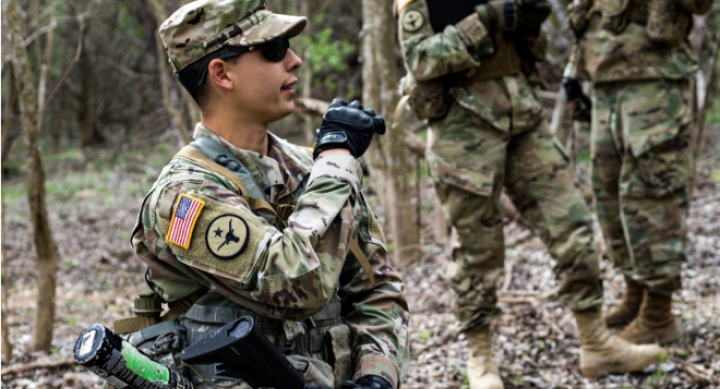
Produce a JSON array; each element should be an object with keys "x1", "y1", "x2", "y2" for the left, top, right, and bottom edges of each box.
[{"x1": 274, "y1": 102, "x2": 295, "y2": 121}]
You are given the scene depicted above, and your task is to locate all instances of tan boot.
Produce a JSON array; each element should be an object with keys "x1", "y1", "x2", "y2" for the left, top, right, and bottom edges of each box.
[
  {"x1": 605, "y1": 276, "x2": 645, "y2": 328},
  {"x1": 575, "y1": 309, "x2": 663, "y2": 378},
  {"x1": 465, "y1": 326, "x2": 504, "y2": 389},
  {"x1": 618, "y1": 292, "x2": 681, "y2": 345}
]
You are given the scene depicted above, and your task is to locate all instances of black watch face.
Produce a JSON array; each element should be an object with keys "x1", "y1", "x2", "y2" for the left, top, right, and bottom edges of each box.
[{"x1": 320, "y1": 132, "x2": 348, "y2": 144}]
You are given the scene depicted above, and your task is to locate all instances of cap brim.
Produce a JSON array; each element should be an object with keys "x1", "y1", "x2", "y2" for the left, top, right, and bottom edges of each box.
[{"x1": 227, "y1": 12, "x2": 307, "y2": 47}]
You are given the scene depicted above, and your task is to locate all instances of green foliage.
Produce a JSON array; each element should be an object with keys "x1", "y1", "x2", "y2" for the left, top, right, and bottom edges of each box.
[
  {"x1": 511, "y1": 374, "x2": 523, "y2": 385},
  {"x1": 298, "y1": 14, "x2": 356, "y2": 94},
  {"x1": 460, "y1": 368, "x2": 470, "y2": 389},
  {"x1": 645, "y1": 367, "x2": 667, "y2": 388},
  {"x1": 711, "y1": 169, "x2": 720, "y2": 183},
  {"x1": 576, "y1": 148, "x2": 591, "y2": 164}
]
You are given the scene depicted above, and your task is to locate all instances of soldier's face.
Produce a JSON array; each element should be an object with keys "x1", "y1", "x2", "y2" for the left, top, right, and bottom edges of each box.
[{"x1": 225, "y1": 45, "x2": 302, "y2": 124}]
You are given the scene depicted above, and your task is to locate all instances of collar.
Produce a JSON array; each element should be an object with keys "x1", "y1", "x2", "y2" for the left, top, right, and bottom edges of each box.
[{"x1": 192, "y1": 123, "x2": 309, "y2": 202}]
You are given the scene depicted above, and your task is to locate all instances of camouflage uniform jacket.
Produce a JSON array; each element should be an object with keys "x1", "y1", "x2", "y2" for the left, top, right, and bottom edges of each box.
[
  {"x1": 398, "y1": 0, "x2": 549, "y2": 132},
  {"x1": 565, "y1": 0, "x2": 713, "y2": 83},
  {"x1": 131, "y1": 124, "x2": 409, "y2": 387}
]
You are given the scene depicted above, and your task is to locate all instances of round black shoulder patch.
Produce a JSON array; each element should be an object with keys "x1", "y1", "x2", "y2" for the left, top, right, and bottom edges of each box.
[
  {"x1": 205, "y1": 214, "x2": 249, "y2": 259},
  {"x1": 402, "y1": 9, "x2": 425, "y2": 33}
]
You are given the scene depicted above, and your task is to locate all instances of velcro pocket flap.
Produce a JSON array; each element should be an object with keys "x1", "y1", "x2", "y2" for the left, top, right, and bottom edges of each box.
[
  {"x1": 625, "y1": 87, "x2": 690, "y2": 158},
  {"x1": 428, "y1": 154, "x2": 494, "y2": 197}
]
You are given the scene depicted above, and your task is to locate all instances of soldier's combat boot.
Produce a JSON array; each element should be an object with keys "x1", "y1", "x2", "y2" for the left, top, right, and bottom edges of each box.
[
  {"x1": 466, "y1": 326, "x2": 504, "y2": 389},
  {"x1": 605, "y1": 276, "x2": 645, "y2": 328},
  {"x1": 575, "y1": 309, "x2": 663, "y2": 378},
  {"x1": 618, "y1": 292, "x2": 681, "y2": 345}
]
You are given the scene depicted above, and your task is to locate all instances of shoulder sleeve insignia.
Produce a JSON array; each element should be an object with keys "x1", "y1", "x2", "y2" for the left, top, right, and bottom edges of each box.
[
  {"x1": 205, "y1": 214, "x2": 250, "y2": 259},
  {"x1": 396, "y1": 0, "x2": 417, "y2": 13},
  {"x1": 401, "y1": 9, "x2": 425, "y2": 33},
  {"x1": 166, "y1": 194, "x2": 205, "y2": 249}
]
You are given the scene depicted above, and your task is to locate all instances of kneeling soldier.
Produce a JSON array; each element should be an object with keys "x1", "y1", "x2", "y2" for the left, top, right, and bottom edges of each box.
[{"x1": 124, "y1": 1, "x2": 409, "y2": 388}]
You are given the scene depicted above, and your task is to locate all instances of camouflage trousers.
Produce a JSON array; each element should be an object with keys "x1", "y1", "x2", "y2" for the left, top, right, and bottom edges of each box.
[
  {"x1": 427, "y1": 76, "x2": 603, "y2": 331},
  {"x1": 590, "y1": 79, "x2": 693, "y2": 294}
]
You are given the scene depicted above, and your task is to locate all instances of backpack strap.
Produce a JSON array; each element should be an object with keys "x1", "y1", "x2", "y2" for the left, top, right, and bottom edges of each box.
[{"x1": 173, "y1": 145, "x2": 280, "y2": 219}]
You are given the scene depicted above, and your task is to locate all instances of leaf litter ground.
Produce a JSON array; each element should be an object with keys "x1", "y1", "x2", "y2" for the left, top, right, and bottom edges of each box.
[{"x1": 1, "y1": 153, "x2": 718, "y2": 389}]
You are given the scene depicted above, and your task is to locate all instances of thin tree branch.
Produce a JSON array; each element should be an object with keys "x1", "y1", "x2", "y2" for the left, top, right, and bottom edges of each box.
[
  {"x1": 37, "y1": 14, "x2": 85, "y2": 118},
  {"x1": 4, "y1": 14, "x2": 85, "y2": 162}
]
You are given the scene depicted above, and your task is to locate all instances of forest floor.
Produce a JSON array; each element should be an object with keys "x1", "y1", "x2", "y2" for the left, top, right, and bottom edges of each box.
[{"x1": 1, "y1": 142, "x2": 719, "y2": 389}]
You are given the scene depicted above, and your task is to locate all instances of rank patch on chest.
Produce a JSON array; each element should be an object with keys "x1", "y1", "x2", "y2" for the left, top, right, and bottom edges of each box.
[
  {"x1": 206, "y1": 214, "x2": 249, "y2": 259},
  {"x1": 166, "y1": 194, "x2": 205, "y2": 249}
]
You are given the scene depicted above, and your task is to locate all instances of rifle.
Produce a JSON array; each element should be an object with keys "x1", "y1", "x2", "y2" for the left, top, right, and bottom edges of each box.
[{"x1": 74, "y1": 316, "x2": 327, "y2": 389}]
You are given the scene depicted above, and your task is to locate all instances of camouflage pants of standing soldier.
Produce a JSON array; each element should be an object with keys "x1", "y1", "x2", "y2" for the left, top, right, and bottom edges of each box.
[
  {"x1": 591, "y1": 79, "x2": 693, "y2": 295},
  {"x1": 427, "y1": 76, "x2": 603, "y2": 331}
]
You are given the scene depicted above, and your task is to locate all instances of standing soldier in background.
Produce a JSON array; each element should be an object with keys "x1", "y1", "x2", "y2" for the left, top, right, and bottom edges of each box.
[
  {"x1": 396, "y1": 0, "x2": 663, "y2": 387},
  {"x1": 121, "y1": 1, "x2": 409, "y2": 388},
  {"x1": 563, "y1": 0, "x2": 712, "y2": 344}
]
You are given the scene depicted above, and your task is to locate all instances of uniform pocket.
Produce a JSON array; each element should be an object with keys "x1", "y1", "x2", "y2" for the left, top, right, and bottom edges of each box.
[
  {"x1": 427, "y1": 151, "x2": 494, "y2": 198},
  {"x1": 287, "y1": 355, "x2": 335, "y2": 389},
  {"x1": 629, "y1": 132, "x2": 693, "y2": 197},
  {"x1": 623, "y1": 82, "x2": 693, "y2": 197},
  {"x1": 325, "y1": 324, "x2": 352, "y2": 388}
]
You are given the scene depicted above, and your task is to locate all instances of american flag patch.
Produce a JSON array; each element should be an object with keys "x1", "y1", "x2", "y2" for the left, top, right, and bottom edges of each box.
[{"x1": 166, "y1": 194, "x2": 205, "y2": 249}]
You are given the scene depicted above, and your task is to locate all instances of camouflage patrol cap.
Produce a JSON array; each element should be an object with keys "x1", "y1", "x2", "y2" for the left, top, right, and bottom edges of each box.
[{"x1": 159, "y1": 0, "x2": 307, "y2": 73}]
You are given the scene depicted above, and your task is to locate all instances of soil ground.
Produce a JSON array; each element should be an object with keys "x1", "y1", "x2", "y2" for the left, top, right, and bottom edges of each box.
[{"x1": 1, "y1": 142, "x2": 718, "y2": 389}]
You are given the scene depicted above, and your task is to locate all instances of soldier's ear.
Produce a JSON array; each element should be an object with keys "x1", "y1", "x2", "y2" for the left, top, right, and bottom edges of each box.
[{"x1": 207, "y1": 59, "x2": 235, "y2": 91}]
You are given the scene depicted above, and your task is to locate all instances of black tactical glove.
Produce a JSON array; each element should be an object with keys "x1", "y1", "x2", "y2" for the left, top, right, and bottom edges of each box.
[
  {"x1": 515, "y1": 0, "x2": 551, "y2": 35},
  {"x1": 561, "y1": 77, "x2": 592, "y2": 122},
  {"x1": 313, "y1": 99, "x2": 386, "y2": 160},
  {"x1": 476, "y1": 1, "x2": 517, "y2": 32},
  {"x1": 341, "y1": 375, "x2": 393, "y2": 389}
]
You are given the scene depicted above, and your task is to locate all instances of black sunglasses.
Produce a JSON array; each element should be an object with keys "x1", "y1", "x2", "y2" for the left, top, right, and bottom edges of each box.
[{"x1": 197, "y1": 37, "x2": 290, "y2": 86}]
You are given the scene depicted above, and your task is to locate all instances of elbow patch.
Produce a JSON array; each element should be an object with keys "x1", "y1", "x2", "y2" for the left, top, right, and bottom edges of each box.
[{"x1": 158, "y1": 190, "x2": 269, "y2": 281}]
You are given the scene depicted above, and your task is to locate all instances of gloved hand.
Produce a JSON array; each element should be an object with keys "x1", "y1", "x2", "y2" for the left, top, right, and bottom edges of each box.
[
  {"x1": 515, "y1": 0, "x2": 551, "y2": 35},
  {"x1": 313, "y1": 99, "x2": 386, "y2": 160},
  {"x1": 475, "y1": 1, "x2": 517, "y2": 32},
  {"x1": 561, "y1": 77, "x2": 592, "y2": 122},
  {"x1": 341, "y1": 375, "x2": 394, "y2": 389}
]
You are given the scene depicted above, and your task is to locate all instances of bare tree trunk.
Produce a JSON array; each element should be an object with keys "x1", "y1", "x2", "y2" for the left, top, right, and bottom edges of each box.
[
  {"x1": 295, "y1": 0, "x2": 315, "y2": 147},
  {"x1": 372, "y1": 0, "x2": 420, "y2": 265},
  {"x1": 2, "y1": 67, "x2": 15, "y2": 364},
  {"x1": 77, "y1": 39, "x2": 103, "y2": 147},
  {"x1": 7, "y1": 0, "x2": 61, "y2": 352},
  {"x1": 360, "y1": 0, "x2": 389, "y2": 208},
  {"x1": 149, "y1": 0, "x2": 192, "y2": 146}
]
